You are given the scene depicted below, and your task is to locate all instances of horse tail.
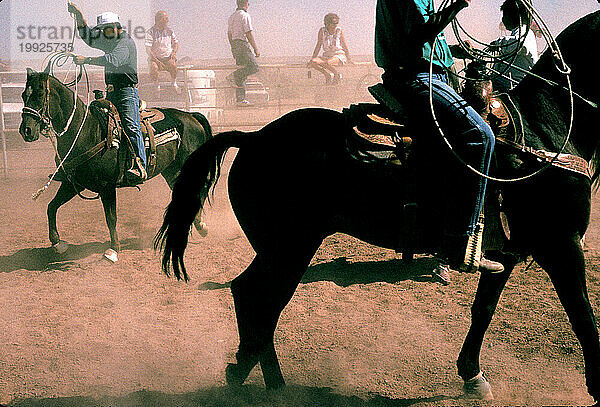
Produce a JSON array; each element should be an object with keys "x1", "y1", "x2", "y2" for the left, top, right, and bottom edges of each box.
[
  {"x1": 190, "y1": 112, "x2": 213, "y2": 139},
  {"x1": 154, "y1": 130, "x2": 251, "y2": 281}
]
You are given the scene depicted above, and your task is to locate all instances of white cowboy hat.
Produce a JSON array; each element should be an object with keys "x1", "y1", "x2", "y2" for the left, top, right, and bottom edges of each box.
[{"x1": 95, "y1": 12, "x2": 121, "y2": 28}]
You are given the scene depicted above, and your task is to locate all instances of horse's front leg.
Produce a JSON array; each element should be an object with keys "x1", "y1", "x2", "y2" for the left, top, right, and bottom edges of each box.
[
  {"x1": 100, "y1": 188, "x2": 120, "y2": 262},
  {"x1": 457, "y1": 253, "x2": 515, "y2": 400},
  {"x1": 48, "y1": 182, "x2": 81, "y2": 253},
  {"x1": 535, "y1": 237, "x2": 600, "y2": 404}
]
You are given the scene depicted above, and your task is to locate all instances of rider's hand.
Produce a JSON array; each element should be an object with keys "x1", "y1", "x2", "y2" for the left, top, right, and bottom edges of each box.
[
  {"x1": 67, "y1": 2, "x2": 82, "y2": 17},
  {"x1": 72, "y1": 55, "x2": 87, "y2": 65}
]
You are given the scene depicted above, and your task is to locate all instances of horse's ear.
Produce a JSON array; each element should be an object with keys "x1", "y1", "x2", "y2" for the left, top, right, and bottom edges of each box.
[
  {"x1": 26, "y1": 67, "x2": 36, "y2": 78},
  {"x1": 39, "y1": 70, "x2": 50, "y2": 81},
  {"x1": 42, "y1": 63, "x2": 51, "y2": 75}
]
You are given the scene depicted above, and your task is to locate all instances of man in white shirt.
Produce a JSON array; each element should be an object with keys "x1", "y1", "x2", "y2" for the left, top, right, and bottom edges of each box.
[
  {"x1": 227, "y1": 0, "x2": 260, "y2": 105},
  {"x1": 146, "y1": 11, "x2": 180, "y2": 93},
  {"x1": 491, "y1": 0, "x2": 538, "y2": 92}
]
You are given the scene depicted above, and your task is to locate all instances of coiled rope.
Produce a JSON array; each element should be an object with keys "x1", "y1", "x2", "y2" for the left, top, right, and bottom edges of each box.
[{"x1": 428, "y1": 0, "x2": 576, "y2": 183}]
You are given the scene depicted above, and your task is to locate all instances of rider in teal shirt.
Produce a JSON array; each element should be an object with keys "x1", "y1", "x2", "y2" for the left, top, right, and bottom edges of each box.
[
  {"x1": 372, "y1": 0, "x2": 504, "y2": 274},
  {"x1": 375, "y1": 0, "x2": 462, "y2": 75}
]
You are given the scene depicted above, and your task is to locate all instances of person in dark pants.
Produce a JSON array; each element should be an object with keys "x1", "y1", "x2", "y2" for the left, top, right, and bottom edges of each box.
[
  {"x1": 227, "y1": 0, "x2": 260, "y2": 105},
  {"x1": 372, "y1": 0, "x2": 504, "y2": 273},
  {"x1": 68, "y1": 2, "x2": 147, "y2": 183}
]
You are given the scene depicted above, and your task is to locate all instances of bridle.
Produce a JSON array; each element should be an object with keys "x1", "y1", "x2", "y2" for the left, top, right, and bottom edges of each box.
[
  {"x1": 21, "y1": 77, "x2": 55, "y2": 138},
  {"x1": 22, "y1": 70, "x2": 81, "y2": 140},
  {"x1": 23, "y1": 65, "x2": 96, "y2": 201}
]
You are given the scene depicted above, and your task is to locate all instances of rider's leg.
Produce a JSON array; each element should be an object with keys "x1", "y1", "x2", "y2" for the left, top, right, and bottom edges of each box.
[
  {"x1": 402, "y1": 72, "x2": 501, "y2": 272},
  {"x1": 108, "y1": 87, "x2": 147, "y2": 178}
]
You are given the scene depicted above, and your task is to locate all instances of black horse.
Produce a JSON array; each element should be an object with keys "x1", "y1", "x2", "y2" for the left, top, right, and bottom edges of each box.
[
  {"x1": 156, "y1": 11, "x2": 600, "y2": 403},
  {"x1": 19, "y1": 68, "x2": 211, "y2": 262}
]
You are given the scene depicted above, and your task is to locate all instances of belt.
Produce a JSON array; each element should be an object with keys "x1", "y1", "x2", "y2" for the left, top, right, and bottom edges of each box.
[
  {"x1": 107, "y1": 83, "x2": 138, "y2": 92},
  {"x1": 385, "y1": 61, "x2": 446, "y2": 79}
]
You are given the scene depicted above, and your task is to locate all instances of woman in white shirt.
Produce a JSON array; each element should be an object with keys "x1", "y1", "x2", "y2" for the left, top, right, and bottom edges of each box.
[{"x1": 307, "y1": 13, "x2": 352, "y2": 84}]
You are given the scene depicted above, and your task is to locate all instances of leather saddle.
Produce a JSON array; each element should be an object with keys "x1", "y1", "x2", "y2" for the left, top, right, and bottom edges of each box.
[
  {"x1": 89, "y1": 97, "x2": 180, "y2": 180},
  {"x1": 345, "y1": 82, "x2": 591, "y2": 180}
]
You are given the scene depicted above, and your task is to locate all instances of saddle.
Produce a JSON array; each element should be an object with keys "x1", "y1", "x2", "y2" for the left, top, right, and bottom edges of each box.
[
  {"x1": 344, "y1": 81, "x2": 592, "y2": 267},
  {"x1": 342, "y1": 102, "x2": 413, "y2": 168},
  {"x1": 347, "y1": 83, "x2": 591, "y2": 180},
  {"x1": 89, "y1": 97, "x2": 181, "y2": 182}
]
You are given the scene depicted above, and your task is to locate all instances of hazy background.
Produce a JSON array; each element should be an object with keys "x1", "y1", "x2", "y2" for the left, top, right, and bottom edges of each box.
[{"x1": 0, "y1": 0, "x2": 599, "y2": 64}]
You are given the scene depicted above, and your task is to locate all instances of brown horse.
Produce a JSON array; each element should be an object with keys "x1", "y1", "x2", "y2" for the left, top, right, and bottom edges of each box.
[{"x1": 19, "y1": 68, "x2": 211, "y2": 262}]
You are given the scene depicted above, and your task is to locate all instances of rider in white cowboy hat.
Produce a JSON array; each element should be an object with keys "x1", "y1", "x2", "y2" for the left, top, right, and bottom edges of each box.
[{"x1": 67, "y1": 2, "x2": 147, "y2": 183}]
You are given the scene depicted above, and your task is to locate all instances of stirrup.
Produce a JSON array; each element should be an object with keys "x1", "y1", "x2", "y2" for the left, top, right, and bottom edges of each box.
[
  {"x1": 127, "y1": 157, "x2": 147, "y2": 181},
  {"x1": 460, "y1": 213, "x2": 485, "y2": 272}
]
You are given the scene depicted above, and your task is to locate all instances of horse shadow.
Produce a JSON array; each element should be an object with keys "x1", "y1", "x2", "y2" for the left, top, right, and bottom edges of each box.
[
  {"x1": 197, "y1": 257, "x2": 444, "y2": 291},
  {"x1": 0, "y1": 236, "x2": 151, "y2": 273},
  {"x1": 302, "y1": 257, "x2": 443, "y2": 287},
  {"x1": 5, "y1": 385, "x2": 460, "y2": 407}
]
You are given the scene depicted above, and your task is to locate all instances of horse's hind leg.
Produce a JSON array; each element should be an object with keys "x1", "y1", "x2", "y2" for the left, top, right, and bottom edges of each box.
[
  {"x1": 227, "y1": 242, "x2": 320, "y2": 389},
  {"x1": 48, "y1": 182, "x2": 81, "y2": 253},
  {"x1": 100, "y1": 188, "x2": 120, "y2": 262},
  {"x1": 536, "y1": 238, "x2": 600, "y2": 403}
]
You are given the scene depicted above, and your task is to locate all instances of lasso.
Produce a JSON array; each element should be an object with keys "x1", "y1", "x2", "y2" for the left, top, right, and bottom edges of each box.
[
  {"x1": 32, "y1": 10, "x2": 94, "y2": 200},
  {"x1": 428, "y1": 0, "x2": 576, "y2": 183}
]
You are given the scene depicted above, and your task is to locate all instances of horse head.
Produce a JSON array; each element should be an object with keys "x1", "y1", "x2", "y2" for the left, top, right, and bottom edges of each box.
[{"x1": 19, "y1": 68, "x2": 52, "y2": 142}]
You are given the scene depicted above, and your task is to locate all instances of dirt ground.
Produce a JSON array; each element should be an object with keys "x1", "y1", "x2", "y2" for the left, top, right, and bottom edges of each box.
[{"x1": 1, "y1": 143, "x2": 600, "y2": 407}]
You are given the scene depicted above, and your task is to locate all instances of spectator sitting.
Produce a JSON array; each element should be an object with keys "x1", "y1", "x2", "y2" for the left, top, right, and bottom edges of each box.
[
  {"x1": 307, "y1": 13, "x2": 352, "y2": 84},
  {"x1": 146, "y1": 10, "x2": 181, "y2": 94}
]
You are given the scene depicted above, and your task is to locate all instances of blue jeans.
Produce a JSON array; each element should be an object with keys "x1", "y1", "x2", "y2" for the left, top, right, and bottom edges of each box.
[
  {"x1": 231, "y1": 40, "x2": 260, "y2": 102},
  {"x1": 107, "y1": 86, "x2": 146, "y2": 169},
  {"x1": 396, "y1": 72, "x2": 495, "y2": 237}
]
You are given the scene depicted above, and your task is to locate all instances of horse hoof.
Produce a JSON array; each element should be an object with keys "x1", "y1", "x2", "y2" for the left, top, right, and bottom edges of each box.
[
  {"x1": 103, "y1": 248, "x2": 118, "y2": 263},
  {"x1": 52, "y1": 240, "x2": 69, "y2": 254},
  {"x1": 195, "y1": 221, "x2": 209, "y2": 237},
  {"x1": 432, "y1": 264, "x2": 451, "y2": 286},
  {"x1": 225, "y1": 363, "x2": 246, "y2": 387},
  {"x1": 462, "y1": 371, "x2": 494, "y2": 401}
]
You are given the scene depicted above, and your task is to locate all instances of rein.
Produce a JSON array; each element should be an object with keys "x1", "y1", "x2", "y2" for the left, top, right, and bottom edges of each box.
[{"x1": 27, "y1": 59, "x2": 97, "y2": 201}]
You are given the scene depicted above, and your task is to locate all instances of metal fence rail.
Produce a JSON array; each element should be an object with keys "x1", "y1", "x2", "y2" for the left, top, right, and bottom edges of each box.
[{"x1": 1, "y1": 60, "x2": 382, "y2": 175}]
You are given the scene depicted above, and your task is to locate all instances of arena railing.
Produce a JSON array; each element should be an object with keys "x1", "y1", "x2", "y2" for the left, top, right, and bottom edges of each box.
[{"x1": 0, "y1": 60, "x2": 382, "y2": 175}]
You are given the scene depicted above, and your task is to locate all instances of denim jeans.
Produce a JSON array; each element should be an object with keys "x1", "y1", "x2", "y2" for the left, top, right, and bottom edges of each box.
[
  {"x1": 107, "y1": 86, "x2": 146, "y2": 169},
  {"x1": 231, "y1": 40, "x2": 260, "y2": 102},
  {"x1": 394, "y1": 72, "x2": 495, "y2": 237}
]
